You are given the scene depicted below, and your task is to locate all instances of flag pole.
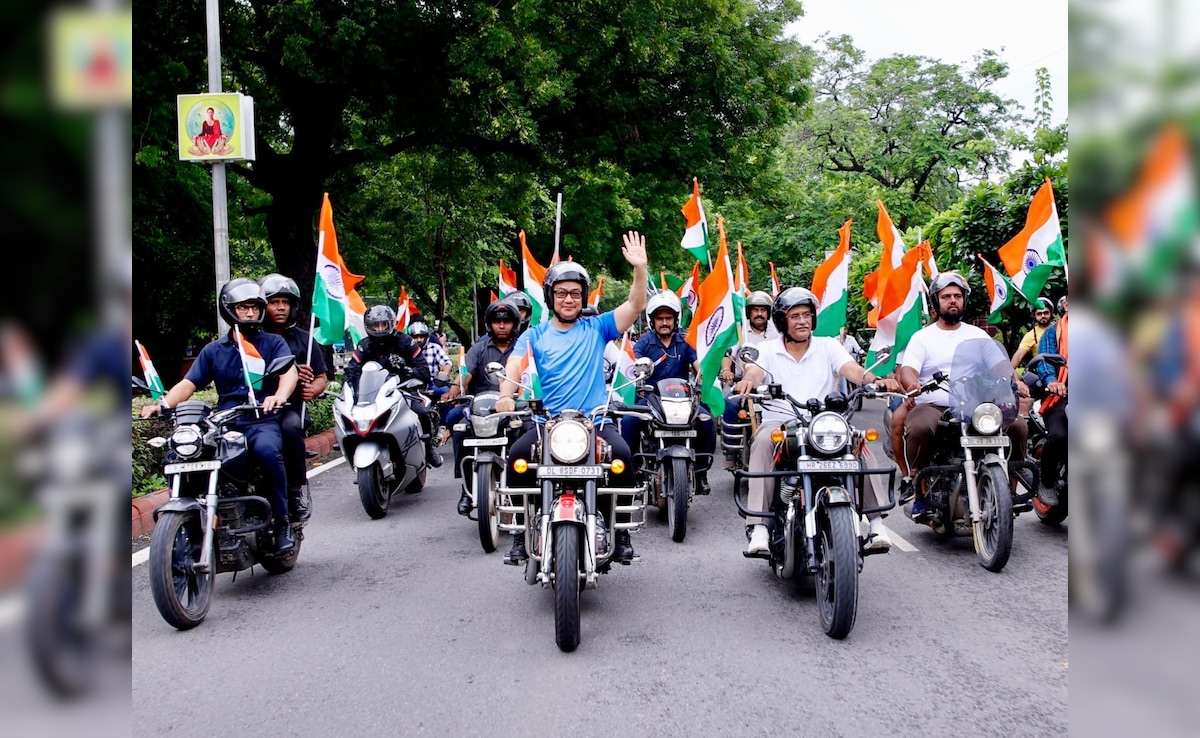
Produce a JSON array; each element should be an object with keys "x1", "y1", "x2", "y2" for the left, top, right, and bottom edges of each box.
[
  {"x1": 234, "y1": 326, "x2": 260, "y2": 420},
  {"x1": 300, "y1": 219, "x2": 328, "y2": 427},
  {"x1": 553, "y1": 192, "x2": 563, "y2": 264}
]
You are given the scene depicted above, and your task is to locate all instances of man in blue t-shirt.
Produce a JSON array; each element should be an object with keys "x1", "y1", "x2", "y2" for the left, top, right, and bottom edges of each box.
[
  {"x1": 141, "y1": 279, "x2": 300, "y2": 553},
  {"x1": 495, "y1": 231, "x2": 649, "y2": 564}
]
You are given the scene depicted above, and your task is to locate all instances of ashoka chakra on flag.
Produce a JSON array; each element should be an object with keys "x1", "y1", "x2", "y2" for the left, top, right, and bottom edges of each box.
[{"x1": 704, "y1": 306, "x2": 726, "y2": 347}]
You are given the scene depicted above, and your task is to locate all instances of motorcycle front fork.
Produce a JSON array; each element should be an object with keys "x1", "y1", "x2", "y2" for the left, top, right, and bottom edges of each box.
[{"x1": 962, "y1": 448, "x2": 982, "y2": 525}]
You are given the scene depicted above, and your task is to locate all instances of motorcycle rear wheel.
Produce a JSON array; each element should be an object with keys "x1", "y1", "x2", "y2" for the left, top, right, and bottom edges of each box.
[
  {"x1": 667, "y1": 457, "x2": 690, "y2": 542},
  {"x1": 358, "y1": 463, "x2": 390, "y2": 519},
  {"x1": 476, "y1": 462, "x2": 500, "y2": 553},
  {"x1": 553, "y1": 525, "x2": 581, "y2": 652},
  {"x1": 149, "y1": 512, "x2": 214, "y2": 630},
  {"x1": 815, "y1": 505, "x2": 859, "y2": 639},
  {"x1": 975, "y1": 465, "x2": 1014, "y2": 572}
]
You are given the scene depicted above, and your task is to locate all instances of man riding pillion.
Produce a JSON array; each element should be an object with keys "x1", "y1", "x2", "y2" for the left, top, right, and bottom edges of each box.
[
  {"x1": 495, "y1": 231, "x2": 649, "y2": 565},
  {"x1": 733, "y1": 287, "x2": 896, "y2": 554},
  {"x1": 140, "y1": 279, "x2": 300, "y2": 553},
  {"x1": 260, "y1": 273, "x2": 328, "y2": 522},
  {"x1": 441, "y1": 298, "x2": 521, "y2": 515},
  {"x1": 621, "y1": 290, "x2": 716, "y2": 495},
  {"x1": 504, "y1": 291, "x2": 533, "y2": 337},
  {"x1": 896, "y1": 272, "x2": 1029, "y2": 522},
  {"x1": 719, "y1": 290, "x2": 778, "y2": 468},
  {"x1": 1028, "y1": 295, "x2": 1067, "y2": 505},
  {"x1": 409, "y1": 320, "x2": 453, "y2": 400},
  {"x1": 343, "y1": 305, "x2": 440, "y2": 467},
  {"x1": 1010, "y1": 297, "x2": 1055, "y2": 370}
]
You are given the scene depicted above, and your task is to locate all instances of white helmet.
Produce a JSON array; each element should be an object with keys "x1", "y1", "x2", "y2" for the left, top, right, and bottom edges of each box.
[{"x1": 645, "y1": 291, "x2": 682, "y2": 320}]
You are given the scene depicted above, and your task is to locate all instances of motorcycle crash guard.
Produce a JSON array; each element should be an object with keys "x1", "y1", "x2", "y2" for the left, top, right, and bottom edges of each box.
[
  {"x1": 352, "y1": 442, "x2": 394, "y2": 479},
  {"x1": 550, "y1": 493, "x2": 587, "y2": 525}
]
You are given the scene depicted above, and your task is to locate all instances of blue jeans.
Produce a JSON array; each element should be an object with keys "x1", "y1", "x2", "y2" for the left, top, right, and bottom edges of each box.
[
  {"x1": 445, "y1": 405, "x2": 468, "y2": 479},
  {"x1": 226, "y1": 420, "x2": 289, "y2": 521}
]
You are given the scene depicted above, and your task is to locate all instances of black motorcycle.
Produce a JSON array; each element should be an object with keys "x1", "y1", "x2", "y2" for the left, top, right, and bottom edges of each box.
[
  {"x1": 142, "y1": 356, "x2": 307, "y2": 629},
  {"x1": 631, "y1": 376, "x2": 709, "y2": 542},
  {"x1": 451, "y1": 390, "x2": 529, "y2": 552},
  {"x1": 1024, "y1": 353, "x2": 1067, "y2": 525}
]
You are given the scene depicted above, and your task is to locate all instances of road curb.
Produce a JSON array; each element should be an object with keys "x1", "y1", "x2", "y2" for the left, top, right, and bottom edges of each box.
[{"x1": 130, "y1": 429, "x2": 338, "y2": 539}]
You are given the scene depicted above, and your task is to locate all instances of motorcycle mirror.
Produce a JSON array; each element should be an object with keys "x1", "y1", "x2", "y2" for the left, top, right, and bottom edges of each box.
[
  {"x1": 806, "y1": 398, "x2": 822, "y2": 415},
  {"x1": 630, "y1": 356, "x2": 653, "y2": 379},
  {"x1": 933, "y1": 371, "x2": 948, "y2": 383},
  {"x1": 825, "y1": 392, "x2": 848, "y2": 412},
  {"x1": 131, "y1": 376, "x2": 150, "y2": 391},
  {"x1": 738, "y1": 346, "x2": 760, "y2": 364},
  {"x1": 484, "y1": 361, "x2": 505, "y2": 382},
  {"x1": 1035, "y1": 353, "x2": 1067, "y2": 370},
  {"x1": 265, "y1": 355, "x2": 296, "y2": 377}
]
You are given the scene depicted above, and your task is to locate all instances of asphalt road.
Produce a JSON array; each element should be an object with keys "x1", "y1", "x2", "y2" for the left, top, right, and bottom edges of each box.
[{"x1": 126, "y1": 399, "x2": 1068, "y2": 737}]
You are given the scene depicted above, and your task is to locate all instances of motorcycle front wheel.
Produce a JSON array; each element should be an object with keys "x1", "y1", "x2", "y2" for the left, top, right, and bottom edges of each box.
[
  {"x1": 26, "y1": 550, "x2": 94, "y2": 696},
  {"x1": 974, "y1": 464, "x2": 1014, "y2": 572},
  {"x1": 149, "y1": 511, "x2": 214, "y2": 630},
  {"x1": 553, "y1": 524, "x2": 581, "y2": 652},
  {"x1": 358, "y1": 463, "x2": 390, "y2": 519},
  {"x1": 476, "y1": 462, "x2": 500, "y2": 553},
  {"x1": 815, "y1": 505, "x2": 859, "y2": 639},
  {"x1": 667, "y1": 457, "x2": 690, "y2": 542}
]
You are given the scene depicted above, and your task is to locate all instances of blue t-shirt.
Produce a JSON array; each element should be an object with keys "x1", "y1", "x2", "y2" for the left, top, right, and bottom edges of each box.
[
  {"x1": 185, "y1": 331, "x2": 292, "y2": 411},
  {"x1": 634, "y1": 330, "x2": 697, "y2": 382},
  {"x1": 514, "y1": 312, "x2": 620, "y2": 416}
]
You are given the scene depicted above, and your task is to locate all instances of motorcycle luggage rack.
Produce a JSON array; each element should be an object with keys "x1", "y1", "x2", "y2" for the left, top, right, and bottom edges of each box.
[{"x1": 730, "y1": 467, "x2": 898, "y2": 517}]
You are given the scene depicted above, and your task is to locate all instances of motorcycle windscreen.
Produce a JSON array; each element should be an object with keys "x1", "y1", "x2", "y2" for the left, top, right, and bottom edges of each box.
[
  {"x1": 948, "y1": 338, "x2": 1019, "y2": 426},
  {"x1": 655, "y1": 378, "x2": 691, "y2": 399},
  {"x1": 357, "y1": 366, "x2": 389, "y2": 405}
]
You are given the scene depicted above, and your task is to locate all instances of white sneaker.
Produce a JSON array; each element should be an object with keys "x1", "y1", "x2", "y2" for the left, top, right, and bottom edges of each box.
[
  {"x1": 746, "y1": 525, "x2": 769, "y2": 554},
  {"x1": 866, "y1": 518, "x2": 892, "y2": 551}
]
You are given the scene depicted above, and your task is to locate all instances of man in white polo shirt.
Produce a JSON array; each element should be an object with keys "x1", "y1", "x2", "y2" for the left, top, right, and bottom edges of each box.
[{"x1": 733, "y1": 288, "x2": 897, "y2": 554}]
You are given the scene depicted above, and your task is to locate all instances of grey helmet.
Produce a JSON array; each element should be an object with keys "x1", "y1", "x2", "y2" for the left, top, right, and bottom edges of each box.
[
  {"x1": 364, "y1": 305, "x2": 397, "y2": 338},
  {"x1": 542, "y1": 262, "x2": 591, "y2": 322},
  {"x1": 259, "y1": 273, "x2": 302, "y2": 328},
  {"x1": 927, "y1": 271, "x2": 971, "y2": 316},
  {"x1": 408, "y1": 320, "x2": 432, "y2": 338},
  {"x1": 1056, "y1": 295, "x2": 1068, "y2": 315},
  {"x1": 745, "y1": 290, "x2": 773, "y2": 317},
  {"x1": 771, "y1": 287, "x2": 820, "y2": 335},
  {"x1": 218, "y1": 278, "x2": 267, "y2": 332}
]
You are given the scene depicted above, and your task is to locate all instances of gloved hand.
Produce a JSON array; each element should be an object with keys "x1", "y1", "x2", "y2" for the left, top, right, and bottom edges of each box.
[{"x1": 387, "y1": 354, "x2": 409, "y2": 374}]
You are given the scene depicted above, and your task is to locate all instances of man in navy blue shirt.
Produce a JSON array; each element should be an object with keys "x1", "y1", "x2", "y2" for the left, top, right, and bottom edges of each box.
[
  {"x1": 141, "y1": 279, "x2": 299, "y2": 552},
  {"x1": 623, "y1": 291, "x2": 716, "y2": 495}
]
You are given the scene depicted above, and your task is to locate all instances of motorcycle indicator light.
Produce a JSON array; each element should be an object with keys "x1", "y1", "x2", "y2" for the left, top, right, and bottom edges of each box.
[
  {"x1": 770, "y1": 429, "x2": 786, "y2": 444},
  {"x1": 865, "y1": 428, "x2": 879, "y2": 442},
  {"x1": 147, "y1": 437, "x2": 167, "y2": 448},
  {"x1": 611, "y1": 459, "x2": 626, "y2": 474},
  {"x1": 737, "y1": 409, "x2": 749, "y2": 420},
  {"x1": 514, "y1": 458, "x2": 529, "y2": 474},
  {"x1": 222, "y1": 431, "x2": 244, "y2": 443}
]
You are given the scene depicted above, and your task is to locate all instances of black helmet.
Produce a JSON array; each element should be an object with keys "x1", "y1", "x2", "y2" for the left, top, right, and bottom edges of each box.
[
  {"x1": 771, "y1": 287, "x2": 820, "y2": 335},
  {"x1": 504, "y1": 291, "x2": 533, "y2": 333},
  {"x1": 484, "y1": 299, "x2": 520, "y2": 339},
  {"x1": 408, "y1": 320, "x2": 431, "y2": 338},
  {"x1": 928, "y1": 271, "x2": 971, "y2": 316},
  {"x1": 259, "y1": 273, "x2": 301, "y2": 328},
  {"x1": 542, "y1": 262, "x2": 590, "y2": 321},
  {"x1": 364, "y1": 305, "x2": 397, "y2": 338},
  {"x1": 218, "y1": 278, "x2": 267, "y2": 332}
]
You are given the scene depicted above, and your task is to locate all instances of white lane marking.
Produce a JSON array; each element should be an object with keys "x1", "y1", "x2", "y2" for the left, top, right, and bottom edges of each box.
[
  {"x1": 131, "y1": 454, "x2": 346, "y2": 568},
  {"x1": 884, "y1": 524, "x2": 918, "y2": 552}
]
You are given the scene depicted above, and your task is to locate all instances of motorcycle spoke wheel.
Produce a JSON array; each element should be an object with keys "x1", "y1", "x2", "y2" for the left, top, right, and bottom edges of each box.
[
  {"x1": 26, "y1": 553, "x2": 94, "y2": 696},
  {"x1": 667, "y1": 457, "x2": 690, "y2": 543},
  {"x1": 358, "y1": 463, "x2": 390, "y2": 519},
  {"x1": 476, "y1": 463, "x2": 500, "y2": 553},
  {"x1": 149, "y1": 513, "x2": 214, "y2": 630},
  {"x1": 814, "y1": 505, "x2": 859, "y2": 639},
  {"x1": 553, "y1": 525, "x2": 581, "y2": 652},
  {"x1": 974, "y1": 465, "x2": 1014, "y2": 572}
]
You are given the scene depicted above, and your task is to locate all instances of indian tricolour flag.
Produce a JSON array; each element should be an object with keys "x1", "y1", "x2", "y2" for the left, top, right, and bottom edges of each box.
[
  {"x1": 135, "y1": 340, "x2": 165, "y2": 400},
  {"x1": 311, "y1": 192, "x2": 364, "y2": 345},
  {"x1": 1104, "y1": 124, "x2": 1199, "y2": 291},
  {"x1": 865, "y1": 200, "x2": 907, "y2": 328},
  {"x1": 610, "y1": 334, "x2": 637, "y2": 404},
  {"x1": 233, "y1": 326, "x2": 266, "y2": 396},
  {"x1": 812, "y1": 219, "x2": 852, "y2": 337},
  {"x1": 457, "y1": 347, "x2": 468, "y2": 389},
  {"x1": 769, "y1": 262, "x2": 781, "y2": 297},
  {"x1": 396, "y1": 286, "x2": 411, "y2": 332},
  {"x1": 680, "y1": 177, "x2": 710, "y2": 264},
  {"x1": 346, "y1": 288, "x2": 367, "y2": 344},
  {"x1": 519, "y1": 230, "x2": 549, "y2": 325},
  {"x1": 516, "y1": 339, "x2": 542, "y2": 400},
  {"x1": 588, "y1": 277, "x2": 605, "y2": 308},
  {"x1": 977, "y1": 254, "x2": 1014, "y2": 324},
  {"x1": 685, "y1": 217, "x2": 740, "y2": 415},
  {"x1": 866, "y1": 243, "x2": 927, "y2": 376},
  {"x1": 677, "y1": 260, "x2": 701, "y2": 328},
  {"x1": 998, "y1": 178, "x2": 1066, "y2": 302},
  {"x1": 499, "y1": 259, "x2": 518, "y2": 297}
]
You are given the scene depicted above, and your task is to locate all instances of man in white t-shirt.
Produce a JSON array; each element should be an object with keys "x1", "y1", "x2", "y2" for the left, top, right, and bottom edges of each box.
[
  {"x1": 733, "y1": 288, "x2": 898, "y2": 554},
  {"x1": 896, "y1": 272, "x2": 1028, "y2": 521}
]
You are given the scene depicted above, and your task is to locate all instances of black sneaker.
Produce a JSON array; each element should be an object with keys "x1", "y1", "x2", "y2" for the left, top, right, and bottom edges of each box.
[
  {"x1": 288, "y1": 491, "x2": 311, "y2": 522},
  {"x1": 503, "y1": 533, "x2": 527, "y2": 565},
  {"x1": 612, "y1": 531, "x2": 636, "y2": 564},
  {"x1": 696, "y1": 472, "x2": 711, "y2": 495},
  {"x1": 275, "y1": 519, "x2": 296, "y2": 553},
  {"x1": 898, "y1": 477, "x2": 915, "y2": 505},
  {"x1": 427, "y1": 447, "x2": 443, "y2": 468},
  {"x1": 457, "y1": 490, "x2": 473, "y2": 516}
]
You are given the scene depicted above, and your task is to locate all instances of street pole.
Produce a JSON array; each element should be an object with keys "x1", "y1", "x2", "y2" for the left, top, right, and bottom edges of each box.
[
  {"x1": 207, "y1": 0, "x2": 229, "y2": 336},
  {"x1": 94, "y1": 0, "x2": 127, "y2": 327}
]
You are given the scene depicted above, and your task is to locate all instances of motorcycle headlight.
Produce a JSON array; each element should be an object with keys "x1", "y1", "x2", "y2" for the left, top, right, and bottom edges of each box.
[
  {"x1": 972, "y1": 403, "x2": 1003, "y2": 435},
  {"x1": 471, "y1": 413, "x2": 503, "y2": 437},
  {"x1": 548, "y1": 420, "x2": 590, "y2": 464},
  {"x1": 171, "y1": 425, "x2": 203, "y2": 459},
  {"x1": 662, "y1": 398, "x2": 692, "y2": 426},
  {"x1": 808, "y1": 412, "x2": 851, "y2": 454}
]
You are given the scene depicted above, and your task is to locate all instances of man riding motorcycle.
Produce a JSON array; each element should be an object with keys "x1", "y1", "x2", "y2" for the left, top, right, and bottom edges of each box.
[
  {"x1": 733, "y1": 287, "x2": 894, "y2": 554},
  {"x1": 441, "y1": 298, "x2": 522, "y2": 514},
  {"x1": 494, "y1": 232, "x2": 649, "y2": 564},
  {"x1": 720, "y1": 290, "x2": 779, "y2": 468},
  {"x1": 620, "y1": 291, "x2": 715, "y2": 495},
  {"x1": 1027, "y1": 295, "x2": 1067, "y2": 506},
  {"x1": 896, "y1": 272, "x2": 1028, "y2": 522},
  {"x1": 140, "y1": 279, "x2": 299, "y2": 552},
  {"x1": 343, "y1": 304, "x2": 439, "y2": 467}
]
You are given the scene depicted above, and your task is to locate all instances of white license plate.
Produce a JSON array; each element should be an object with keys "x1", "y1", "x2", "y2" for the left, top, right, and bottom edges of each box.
[
  {"x1": 795, "y1": 459, "x2": 860, "y2": 472},
  {"x1": 538, "y1": 465, "x2": 603, "y2": 478},
  {"x1": 961, "y1": 436, "x2": 1010, "y2": 447},
  {"x1": 164, "y1": 461, "x2": 222, "y2": 475},
  {"x1": 463, "y1": 437, "x2": 507, "y2": 447},
  {"x1": 655, "y1": 429, "x2": 697, "y2": 438}
]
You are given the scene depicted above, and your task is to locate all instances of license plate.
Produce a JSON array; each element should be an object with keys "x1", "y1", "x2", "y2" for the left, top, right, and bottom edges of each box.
[
  {"x1": 655, "y1": 429, "x2": 697, "y2": 438},
  {"x1": 463, "y1": 437, "x2": 507, "y2": 447},
  {"x1": 164, "y1": 461, "x2": 222, "y2": 475},
  {"x1": 961, "y1": 436, "x2": 1010, "y2": 447},
  {"x1": 538, "y1": 465, "x2": 603, "y2": 478},
  {"x1": 795, "y1": 459, "x2": 860, "y2": 472}
]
